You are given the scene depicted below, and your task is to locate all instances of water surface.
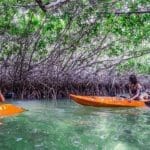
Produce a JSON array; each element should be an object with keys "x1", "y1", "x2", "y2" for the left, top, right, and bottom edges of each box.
[{"x1": 0, "y1": 100, "x2": 150, "y2": 150}]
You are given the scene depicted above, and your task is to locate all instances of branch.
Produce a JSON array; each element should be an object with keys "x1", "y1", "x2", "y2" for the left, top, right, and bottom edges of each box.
[
  {"x1": 45, "y1": 0, "x2": 70, "y2": 10},
  {"x1": 1, "y1": 2, "x2": 150, "y2": 15},
  {"x1": 35, "y1": 0, "x2": 46, "y2": 12},
  {"x1": 35, "y1": 0, "x2": 70, "y2": 12},
  {"x1": 112, "y1": 10, "x2": 150, "y2": 15}
]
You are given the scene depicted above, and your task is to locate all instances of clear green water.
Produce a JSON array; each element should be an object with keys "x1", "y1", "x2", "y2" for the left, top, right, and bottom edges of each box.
[{"x1": 0, "y1": 100, "x2": 150, "y2": 150}]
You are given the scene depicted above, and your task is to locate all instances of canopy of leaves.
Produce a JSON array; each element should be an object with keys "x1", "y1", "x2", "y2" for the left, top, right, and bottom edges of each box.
[{"x1": 0, "y1": 0, "x2": 149, "y2": 82}]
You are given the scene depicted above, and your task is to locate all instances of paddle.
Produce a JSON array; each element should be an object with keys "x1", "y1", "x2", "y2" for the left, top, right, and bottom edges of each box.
[{"x1": 119, "y1": 96, "x2": 128, "y2": 99}]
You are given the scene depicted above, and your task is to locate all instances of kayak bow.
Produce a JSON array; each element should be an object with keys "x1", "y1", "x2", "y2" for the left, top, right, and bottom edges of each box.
[
  {"x1": 70, "y1": 94, "x2": 150, "y2": 107},
  {"x1": 0, "y1": 103, "x2": 25, "y2": 117}
]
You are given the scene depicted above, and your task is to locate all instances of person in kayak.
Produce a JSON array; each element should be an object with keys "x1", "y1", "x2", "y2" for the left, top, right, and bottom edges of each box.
[
  {"x1": 0, "y1": 90, "x2": 5, "y2": 102},
  {"x1": 128, "y1": 74, "x2": 148, "y2": 100}
]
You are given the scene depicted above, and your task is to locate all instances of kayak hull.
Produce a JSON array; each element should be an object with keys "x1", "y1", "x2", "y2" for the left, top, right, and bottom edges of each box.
[
  {"x1": 0, "y1": 103, "x2": 25, "y2": 117},
  {"x1": 70, "y1": 94, "x2": 148, "y2": 107}
]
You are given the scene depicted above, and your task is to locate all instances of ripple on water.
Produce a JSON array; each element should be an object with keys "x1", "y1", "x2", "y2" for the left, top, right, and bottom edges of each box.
[{"x1": 0, "y1": 100, "x2": 150, "y2": 150}]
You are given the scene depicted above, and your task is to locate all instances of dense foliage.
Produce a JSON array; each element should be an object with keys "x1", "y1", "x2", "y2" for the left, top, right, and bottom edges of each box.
[{"x1": 0, "y1": 0, "x2": 149, "y2": 98}]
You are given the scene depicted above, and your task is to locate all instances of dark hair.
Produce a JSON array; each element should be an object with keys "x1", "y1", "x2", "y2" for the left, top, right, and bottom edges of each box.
[{"x1": 129, "y1": 74, "x2": 138, "y2": 84}]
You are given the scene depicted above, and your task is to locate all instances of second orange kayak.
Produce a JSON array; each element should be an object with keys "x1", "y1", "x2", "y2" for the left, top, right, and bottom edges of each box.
[
  {"x1": 70, "y1": 94, "x2": 150, "y2": 107},
  {"x1": 0, "y1": 103, "x2": 25, "y2": 117}
]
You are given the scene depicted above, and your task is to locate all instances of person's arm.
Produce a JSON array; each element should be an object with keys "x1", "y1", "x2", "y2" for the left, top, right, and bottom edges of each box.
[
  {"x1": 129, "y1": 88, "x2": 132, "y2": 97},
  {"x1": 0, "y1": 91, "x2": 5, "y2": 102},
  {"x1": 130, "y1": 89, "x2": 140, "y2": 100},
  {"x1": 128, "y1": 84, "x2": 133, "y2": 97}
]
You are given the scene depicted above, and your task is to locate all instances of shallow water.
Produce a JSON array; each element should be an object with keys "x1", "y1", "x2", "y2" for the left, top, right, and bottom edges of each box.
[{"x1": 0, "y1": 100, "x2": 150, "y2": 150}]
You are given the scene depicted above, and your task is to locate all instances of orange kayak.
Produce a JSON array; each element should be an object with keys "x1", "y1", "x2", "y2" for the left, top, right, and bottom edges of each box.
[
  {"x1": 70, "y1": 94, "x2": 150, "y2": 107},
  {"x1": 0, "y1": 103, "x2": 25, "y2": 117}
]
